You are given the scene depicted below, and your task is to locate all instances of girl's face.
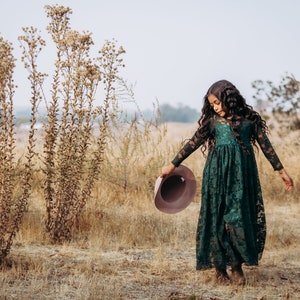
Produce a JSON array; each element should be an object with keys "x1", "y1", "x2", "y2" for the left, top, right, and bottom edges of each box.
[{"x1": 208, "y1": 94, "x2": 227, "y2": 118}]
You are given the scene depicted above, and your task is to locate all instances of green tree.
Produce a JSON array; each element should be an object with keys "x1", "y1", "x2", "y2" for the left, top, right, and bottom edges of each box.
[{"x1": 252, "y1": 73, "x2": 300, "y2": 130}]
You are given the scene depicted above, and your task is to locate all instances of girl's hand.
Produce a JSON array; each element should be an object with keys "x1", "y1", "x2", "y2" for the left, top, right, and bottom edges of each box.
[
  {"x1": 160, "y1": 163, "x2": 176, "y2": 178},
  {"x1": 278, "y1": 169, "x2": 294, "y2": 191}
]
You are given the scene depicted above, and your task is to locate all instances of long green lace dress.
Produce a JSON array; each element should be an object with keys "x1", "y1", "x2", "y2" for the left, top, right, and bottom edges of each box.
[{"x1": 171, "y1": 116, "x2": 283, "y2": 269}]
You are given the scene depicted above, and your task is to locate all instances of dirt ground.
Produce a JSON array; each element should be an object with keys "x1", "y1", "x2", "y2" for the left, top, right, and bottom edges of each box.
[{"x1": 1, "y1": 243, "x2": 299, "y2": 300}]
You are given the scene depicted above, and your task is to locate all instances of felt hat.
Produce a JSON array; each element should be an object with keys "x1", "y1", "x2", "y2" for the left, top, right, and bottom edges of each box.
[{"x1": 154, "y1": 165, "x2": 196, "y2": 214}]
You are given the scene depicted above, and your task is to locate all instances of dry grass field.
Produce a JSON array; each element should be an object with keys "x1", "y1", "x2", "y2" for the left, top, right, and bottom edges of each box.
[{"x1": 0, "y1": 122, "x2": 299, "y2": 300}]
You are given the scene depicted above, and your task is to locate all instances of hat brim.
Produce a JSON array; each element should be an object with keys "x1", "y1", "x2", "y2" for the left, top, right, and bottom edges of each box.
[{"x1": 154, "y1": 165, "x2": 196, "y2": 214}]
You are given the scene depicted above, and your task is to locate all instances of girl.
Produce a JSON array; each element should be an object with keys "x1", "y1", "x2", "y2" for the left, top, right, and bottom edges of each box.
[{"x1": 160, "y1": 80, "x2": 294, "y2": 284}]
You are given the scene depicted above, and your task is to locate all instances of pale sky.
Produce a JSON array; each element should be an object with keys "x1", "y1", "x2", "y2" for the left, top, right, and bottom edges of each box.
[{"x1": 1, "y1": 0, "x2": 300, "y2": 111}]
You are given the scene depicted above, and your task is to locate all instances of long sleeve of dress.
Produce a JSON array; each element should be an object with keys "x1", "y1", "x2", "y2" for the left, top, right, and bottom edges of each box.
[
  {"x1": 255, "y1": 126, "x2": 284, "y2": 171},
  {"x1": 171, "y1": 128, "x2": 204, "y2": 167}
]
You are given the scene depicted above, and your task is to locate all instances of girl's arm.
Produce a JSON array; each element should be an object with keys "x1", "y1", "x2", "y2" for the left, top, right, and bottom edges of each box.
[
  {"x1": 255, "y1": 126, "x2": 294, "y2": 190},
  {"x1": 255, "y1": 125, "x2": 283, "y2": 171},
  {"x1": 278, "y1": 168, "x2": 294, "y2": 191},
  {"x1": 160, "y1": 127, "x2": 204, "y2": 178},
  {"x1": 160, "y1": 163, "x2": 176, "y2": 178}
]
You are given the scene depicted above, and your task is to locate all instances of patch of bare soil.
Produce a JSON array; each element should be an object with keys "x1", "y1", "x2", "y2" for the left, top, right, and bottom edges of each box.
[{"x1": 0, "y1": 242, "x2": 299, "y2": 300}]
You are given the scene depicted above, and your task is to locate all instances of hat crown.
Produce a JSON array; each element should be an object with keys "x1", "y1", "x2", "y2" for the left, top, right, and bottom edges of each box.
[
  {"x1": 154, "y1": 165, "x2": 196, "y2": 214},
  {"x1": 161, "y1": 175, "x2": 186, "y2": 202}
]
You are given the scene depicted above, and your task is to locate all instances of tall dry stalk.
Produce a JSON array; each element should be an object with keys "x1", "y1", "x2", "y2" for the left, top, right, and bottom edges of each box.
[
  {"x1": 0, "y1": 37, "x2": 16, "y2": 261},
  {"x1": 17, "y1": 26, "x2": 46, "y2": 217},
  {"x1": 0, "y1": 31, "x2": 41, "y2": 262}
]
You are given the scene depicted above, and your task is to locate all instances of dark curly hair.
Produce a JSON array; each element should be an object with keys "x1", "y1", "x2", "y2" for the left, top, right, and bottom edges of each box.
[{"x1": 197, "y1": 80, "x2": 268, "y2": 155}]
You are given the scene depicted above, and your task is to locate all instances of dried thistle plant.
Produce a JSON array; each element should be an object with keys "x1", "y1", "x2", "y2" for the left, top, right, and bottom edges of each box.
[
  {"x1": 17, "y1": 26, "x2": 46, "y2": 230},
  {"x1": 0, "y1": 36, "x2": 16, "y2": 262},
  {"x1": 41, "y1": 5, "x2": 126, "y2": 243},
  {"x1": 0, "y1": 31, "x2": 41, "y2": 262}
]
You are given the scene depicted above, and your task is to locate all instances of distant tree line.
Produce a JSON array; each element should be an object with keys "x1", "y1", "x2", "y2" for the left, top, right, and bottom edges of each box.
[
  {"x1": 14, "y1": 103, "x2": 201, "y2": 125},
  {"x1": 15, "y1": 72, "x2": 300, "y2": 129},
  {"x1": 158, "y1": 103, "x2": 200, "y2": 123}
]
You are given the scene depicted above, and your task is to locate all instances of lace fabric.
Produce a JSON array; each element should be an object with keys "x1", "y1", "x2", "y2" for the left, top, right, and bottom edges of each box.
[{"x1": 171, "y1": 117, "x2": 283, "y2": 269}]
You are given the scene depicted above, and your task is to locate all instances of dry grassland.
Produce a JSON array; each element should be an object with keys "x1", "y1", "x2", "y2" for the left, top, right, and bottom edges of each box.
[{"x1": 0, "y1": 122, "x2": 299, "y2": 300}]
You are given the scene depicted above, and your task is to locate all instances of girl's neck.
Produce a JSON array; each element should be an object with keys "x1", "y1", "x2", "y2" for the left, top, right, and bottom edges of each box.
[{"x1": 217, "y1": 115, "x2": 242, "y2": 122}]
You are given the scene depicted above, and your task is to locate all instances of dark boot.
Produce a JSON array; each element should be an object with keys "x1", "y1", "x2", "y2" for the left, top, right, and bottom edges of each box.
[
  {"x1": 231, "y1": 262, "x2": 246, "y2": 285},
  {"x1": 215, "y1": 264, "x2": 230, "y2": 283}
]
